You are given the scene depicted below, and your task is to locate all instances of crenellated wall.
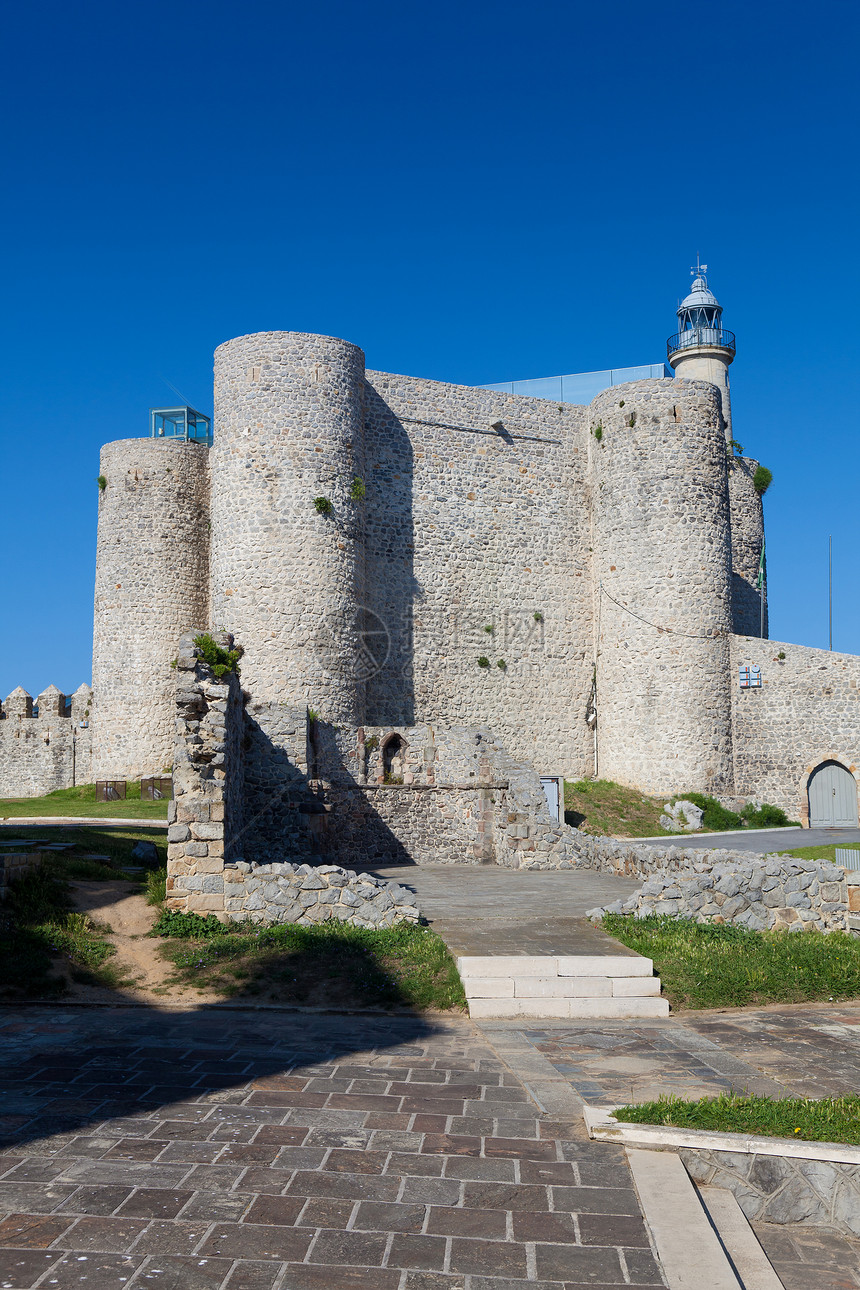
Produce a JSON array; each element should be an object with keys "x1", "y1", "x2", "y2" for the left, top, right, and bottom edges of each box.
[{"x1": 0, "y1": 684, "x2": 92, "y2": 798}]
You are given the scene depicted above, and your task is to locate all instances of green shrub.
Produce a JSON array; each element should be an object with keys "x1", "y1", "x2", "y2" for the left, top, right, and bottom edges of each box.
[
  {"x1": 313, "y1": 496, "x2": 333, "y2": 515},
  {"x1": 477, "y1": 656, "x2": 490, "y2": 668},
  {"x1": 96, "y1": 475, "x2": 107, "y2": 491},
  {"x1": 349, "y1": 476, "x2": 366, "y2": 501},
  {"x1": 533, "y1": 611, "x2": 543, "y2": 623},
  {"x1": 193, "y1": 632, "x2": 242, "y2": 678},
  {"x1": 740, "y1": 801, "x2": 794, "y2": 828},
  {"x1": 496, "y1": 659, "x2": 506, "y2": 670},
  {"x1": 753, "y1": 466, "x2": 773, "y2": 495},
  {"x1": 593, "y1": 424, "x2": 603, "y2": 443},
  {"x1": 153, "y1": 909, "x2": 230, "y2": 938},
  {"x1": 679, "y1": 792, "x2": 743, "y2": 831}
]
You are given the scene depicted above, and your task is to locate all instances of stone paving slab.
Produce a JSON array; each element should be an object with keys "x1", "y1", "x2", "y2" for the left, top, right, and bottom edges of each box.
[
  {"x1": 0, "y1": 1008, "x2": 665, "y2": 1288},
  {"x1": 358, "y1": 867, "x2": 642, "y2": 958},
  {"x1": 478, "y1": 1000, "x2": 860, "y2": 1108}
]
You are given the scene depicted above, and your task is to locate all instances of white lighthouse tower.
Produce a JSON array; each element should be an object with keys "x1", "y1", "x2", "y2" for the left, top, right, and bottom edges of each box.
[{"x1": 667, "y1": 260, "x2": 736, "y2": 442}]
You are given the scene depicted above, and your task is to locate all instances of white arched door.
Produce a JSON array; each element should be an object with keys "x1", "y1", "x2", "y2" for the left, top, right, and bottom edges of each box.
[{"x1": 808, "y1": 761, "x2": 859, "y2": 828}]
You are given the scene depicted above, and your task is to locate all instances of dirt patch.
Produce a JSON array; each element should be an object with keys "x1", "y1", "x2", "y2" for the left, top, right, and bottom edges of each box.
[{"x1": 67, "y1": 881, "x2": 224, "y2": 1005}]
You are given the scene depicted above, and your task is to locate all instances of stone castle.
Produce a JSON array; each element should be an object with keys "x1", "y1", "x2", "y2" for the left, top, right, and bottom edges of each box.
[{"x1": 4, "y1": 268, "x2": 860, "y2": 837}]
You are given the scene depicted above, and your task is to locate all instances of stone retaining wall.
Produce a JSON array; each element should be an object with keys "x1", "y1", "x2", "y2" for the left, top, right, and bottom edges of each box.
[
  {"x1": 681, "y1": 1147, "x2": 860, "y2": 1237},
  {"x1": 223, "y1": 861, "x2": 419, "y2": 927},
  {"x1": 0, "y1": 850, "x2": 45, "y2": 897},
  {"x1": 0, "y1": 684, "x2": 92, "y2": 798},
  {"x1": 586, "y1": 857, "x2": 850, "y2": 933}
]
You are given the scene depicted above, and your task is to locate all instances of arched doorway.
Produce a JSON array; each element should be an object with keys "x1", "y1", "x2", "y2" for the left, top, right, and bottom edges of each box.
[
  {"x1": 382, "y1": 734, "x2": 406, "y2": 783},
  {"x1": 807, "y1": 761, "x2": 859, "y2": 828}
]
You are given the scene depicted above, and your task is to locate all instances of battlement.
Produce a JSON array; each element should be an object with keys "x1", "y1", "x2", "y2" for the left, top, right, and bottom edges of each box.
[
  {"x1": 0, "y1": 683, "x2": 93, "y2": 799},
  {"x1": 1, "y1": 683, "x2": 92, "y2": 723}
]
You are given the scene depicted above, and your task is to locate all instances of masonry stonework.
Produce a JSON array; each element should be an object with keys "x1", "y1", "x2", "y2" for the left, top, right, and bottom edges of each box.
[
  {"x1": 0, "y1": 684, "x2": 92, "y2": 797},
  {"x1": 11, "y1": 319, "x2": 860, "y2": 847},
  {"x1": 92, "y1": 438, "x2": 210, "y2": 780}
]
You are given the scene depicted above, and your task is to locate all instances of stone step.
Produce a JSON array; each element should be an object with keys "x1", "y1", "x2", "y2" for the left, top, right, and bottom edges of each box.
[
  {"x1": 698, "y1": 1187, "x2": 784, "y2": 1289},
  {"x1": 626, "y1": 1149, "x2": 744, "y2": 1289},
  {"x1": 457, "y1": 953, "x2": 669, "y2": 1019}
]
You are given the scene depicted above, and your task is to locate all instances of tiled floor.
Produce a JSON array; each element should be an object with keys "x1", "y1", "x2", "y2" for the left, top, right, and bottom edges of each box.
[{"x1": 0, "y1": 1008, "x2": 664, "y2": 1289}]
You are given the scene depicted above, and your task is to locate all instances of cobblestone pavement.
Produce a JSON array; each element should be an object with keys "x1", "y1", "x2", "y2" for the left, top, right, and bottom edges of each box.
[{"x1": 0, "y1": 1008, "x2": 664, "y2": 1289}]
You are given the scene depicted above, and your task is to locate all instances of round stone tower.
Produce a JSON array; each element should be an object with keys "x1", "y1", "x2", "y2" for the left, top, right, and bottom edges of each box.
[
  {"x1": 92, "y1": 438, "x2": 210, "y2": 779},
  {"x1": 590, "y1": 378, "x2": 734, "y2": 795},
  {"x1": 210, "y1": 331, "x2": 367, "y2": 724},
  {"x1": 667, "y1": 262, "x2": 736, "y2": 443}
]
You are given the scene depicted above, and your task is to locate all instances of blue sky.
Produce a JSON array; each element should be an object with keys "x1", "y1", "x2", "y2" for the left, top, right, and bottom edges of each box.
[{"x1": 2, "y1": 0, "x2": 858, "y2": 698}]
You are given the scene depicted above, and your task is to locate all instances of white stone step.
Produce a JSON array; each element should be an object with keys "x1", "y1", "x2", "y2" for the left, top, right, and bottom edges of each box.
[
  {"x1": 457, "y1": 952, "x2": 669, "y2": 1019},
  {"x1": 626, "y1": 1149, "x2": 742, "y2": 1289},
  {"x1": 698, "y1": 1187, "x2": 784, "y2": 1289}
]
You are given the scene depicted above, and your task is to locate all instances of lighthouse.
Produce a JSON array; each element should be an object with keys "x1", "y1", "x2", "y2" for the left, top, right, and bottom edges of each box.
[{"x1": 667, "y1": 260, "x2": 736, "y2": 442}]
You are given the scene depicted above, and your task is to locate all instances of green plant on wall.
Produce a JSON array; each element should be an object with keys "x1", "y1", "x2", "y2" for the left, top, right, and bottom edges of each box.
[
  {"x1": 477, "y1": 656, "x2": 490, "y2": 669},
  {"x1": 350, "y1": 476, "x2": 366, "y2": 502},
  {"x1": 753, "y1": 466, "x2": 773, "y2": 495},
  {"x1": 593, "y1": 423, "x2": 603, "y2": 443},
  {"x1": 193, "y1": 633, "x2": 242, "y2": 678},
  {"x1": 729, "y1": 439, "x2": 745, "y2": 456},
  {"x1": 533, "y1": 611, "x2": 543, "y2": 623},
  {"x1": 96, "y1": 475, "x2": 107, "y2": 491},
  {"x1": 627, "y1": 411, "x2": 636, "y2": 428},
  {"x1": 483, "y1": 625, "x2": 494, "y2": 635},
  {"x1": 313, "y1": 496, "x2": 333, "y2": 515},
  {"x1": 497, "y1": 659, "x2": 506, "y2": 670},
  {"x1": 364, "y1": 734, "x2": 379, "y2": 752},
  {"x1": 618, "y1": 400, "x2": 625, "y2": 408}
]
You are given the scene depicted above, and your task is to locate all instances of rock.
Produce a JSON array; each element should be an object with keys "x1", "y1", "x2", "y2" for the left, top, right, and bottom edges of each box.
[
  {"x1": 660, "y1": 800, "x2": 704, "y2": 833},
  {"x1": 131, "y1": 840, "x2": 160, "y2": 864}
]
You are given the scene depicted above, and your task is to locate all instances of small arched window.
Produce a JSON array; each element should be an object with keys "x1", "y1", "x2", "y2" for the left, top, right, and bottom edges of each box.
[{"x1": 383, "y1": 733, "x2": 406, "y2": 782}]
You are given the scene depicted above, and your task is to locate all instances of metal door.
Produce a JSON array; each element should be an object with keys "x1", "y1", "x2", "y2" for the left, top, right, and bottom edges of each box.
[{"x1": 808, "y1": 761, "x2": 858, "y2": 828}]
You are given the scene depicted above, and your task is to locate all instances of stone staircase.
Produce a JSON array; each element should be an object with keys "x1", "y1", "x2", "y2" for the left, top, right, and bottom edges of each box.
[{"x1": 457, "y1": 952, "x2": 669, "y2": 1018}]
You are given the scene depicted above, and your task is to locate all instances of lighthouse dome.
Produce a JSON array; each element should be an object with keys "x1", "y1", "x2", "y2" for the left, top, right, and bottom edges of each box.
[{"x1": 679, "y1": 273, "x2": 719, "y2": 311}]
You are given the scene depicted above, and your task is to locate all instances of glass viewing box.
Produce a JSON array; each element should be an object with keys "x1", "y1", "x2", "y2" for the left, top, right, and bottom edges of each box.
[{"x1": 149, "y1": 406, "x2": 212, "y2": 446}]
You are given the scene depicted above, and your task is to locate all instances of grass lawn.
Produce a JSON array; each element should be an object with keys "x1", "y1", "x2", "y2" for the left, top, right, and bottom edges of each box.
[
  {"x1": 0, "y1": 783, "x2": 169, "y2": 820},
  {"x1": 1, "y1": 825, "x2": 167, "y2": 875},
  {"x1": 564, "y1": 779, "x2": 795, "y2": 839},
  {"x1": 603, "y1": 913, "x2": 860, "y2": 1010},
  {"x1": 612, "y1": 1091, "x2": 860, "y2": 1145},
  {"x1": 152, "y1": 909, "x2": 467, "y2": 1011},
  {"x1": 783, "y1": 844, "x2": 853, "y2": 865},
  {"x1": 564, "y1": 779, "x2": 673, "y2": 837}
]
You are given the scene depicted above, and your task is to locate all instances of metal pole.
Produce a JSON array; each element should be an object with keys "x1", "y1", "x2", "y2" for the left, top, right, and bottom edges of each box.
[
  {"x1": 829, "y1": 535, "x2": 833, "y2": 651},
  {"x1": 760, "y1": 579, "x2": 764, "y2": 639}
]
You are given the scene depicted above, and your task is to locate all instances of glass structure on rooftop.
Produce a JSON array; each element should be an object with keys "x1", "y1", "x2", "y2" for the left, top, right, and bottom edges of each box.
[{"x1": 149, "y1": 406, "x2": 212, "y2": 446}]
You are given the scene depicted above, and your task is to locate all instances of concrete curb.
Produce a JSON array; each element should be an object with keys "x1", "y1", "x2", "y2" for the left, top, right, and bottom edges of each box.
[
  {"x1": 0, "y1": 818, "x2": 168, "y2": 828},
  {"x1": 584, "y1": 1102, "x2": 860, "y2": 1165}
]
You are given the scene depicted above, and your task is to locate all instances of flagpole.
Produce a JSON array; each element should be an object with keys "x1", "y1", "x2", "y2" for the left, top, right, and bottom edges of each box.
[
  {"x1": 757, "y1": 537, "x2": 765, "y2": 639},
  {"x1": 829, "y1": 535, "x2": 833, "y2": 651}
]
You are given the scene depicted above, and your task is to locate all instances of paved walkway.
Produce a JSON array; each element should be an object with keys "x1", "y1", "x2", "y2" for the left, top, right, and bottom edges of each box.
[
  {"x1": 480, "y1": 1000, "x2": 860, "y2": 1107},
  {"x1": 362, "y1": 866, "x2": 642, "y2": 957},
  {"x1": 0, "y1": 1007, "x2": 663, "y2": 1290}
]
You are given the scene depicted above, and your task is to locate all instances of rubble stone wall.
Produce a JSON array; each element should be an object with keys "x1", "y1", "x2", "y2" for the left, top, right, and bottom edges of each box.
[
  {"x1": 731, "y1": 635, "x2": 860, "y2": 820},
  {"x1": 0, "y1": 685, "x2": 92, "y2": 797}
]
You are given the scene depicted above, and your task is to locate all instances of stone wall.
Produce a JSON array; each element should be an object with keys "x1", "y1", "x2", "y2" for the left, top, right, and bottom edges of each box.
[
  {"x1": 728, "y1": 455, "x2": 767, "y2": 637},
  {"x1": 590, "y1": 378, "x2": 734, "y2": 796},
  {"x1": 587, "y1": 857, "x2": 850, "y2": 933},
  {"x1": 0, "y1": 850, "x2": 46, "y2": 897},
  {"x1": 210, "y1": 332, "x2": 368, "y2": 727},
  {"x1": 92, "y1": 438, "x2": 210, "y2": 780},
  {"x1": 731, "y1": 635, "x2": 860, "y2": 820},
  {"x1": 681, "y1": 1148, "x2": 860, "y2": 1237},
  {"x1": 0, "y1": 684, "x2": 92, "y2": 798},
  {"x1": 363, "y1": 371, "x2": 592, "y2": 773},
  {"x1": 165, "y1": 636, "x2": 420, "y2": 926}
]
